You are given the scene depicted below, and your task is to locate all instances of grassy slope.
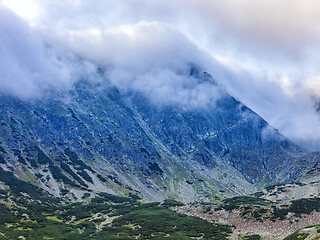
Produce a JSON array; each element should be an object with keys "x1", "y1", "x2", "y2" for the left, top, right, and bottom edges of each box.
[{"x1": 0, "y1": 169, "x2": 232, "y2": 240}]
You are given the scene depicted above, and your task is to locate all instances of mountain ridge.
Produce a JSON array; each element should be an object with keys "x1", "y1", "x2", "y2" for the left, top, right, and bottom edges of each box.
[{"x1": 0, "y1": 68, "x2": 318, "y2": 202}]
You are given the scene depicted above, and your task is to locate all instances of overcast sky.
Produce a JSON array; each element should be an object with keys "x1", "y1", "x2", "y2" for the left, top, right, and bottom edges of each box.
[{"x1": 1, "y1": 0, "x2": 320, "y2": 150}]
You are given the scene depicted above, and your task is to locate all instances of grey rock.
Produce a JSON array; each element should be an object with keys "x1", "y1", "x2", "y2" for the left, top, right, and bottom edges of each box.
[{"x1": 0, "y1": 67, "x2": 318, "y2": 202}]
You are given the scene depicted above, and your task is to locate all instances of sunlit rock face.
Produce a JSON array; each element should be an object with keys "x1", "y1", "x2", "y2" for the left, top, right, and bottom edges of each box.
[{"x1": 0, "y1": 67, "x2": 316, "y2": 202}]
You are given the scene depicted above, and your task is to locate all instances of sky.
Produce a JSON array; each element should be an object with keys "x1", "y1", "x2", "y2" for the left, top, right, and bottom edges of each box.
[{"x1": 1, "y1": 0, "x2": 320, "y2": 150}]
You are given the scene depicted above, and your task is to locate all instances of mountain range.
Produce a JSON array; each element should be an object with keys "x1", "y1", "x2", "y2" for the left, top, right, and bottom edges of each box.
[{"x1": 0, "y1": 66, "x2": 319, "y2": 203}]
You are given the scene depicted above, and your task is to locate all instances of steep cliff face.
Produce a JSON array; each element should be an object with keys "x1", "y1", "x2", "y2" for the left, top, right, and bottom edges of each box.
[{"x1": 0, "y1": 69, "x2": 316, "y2": 202}]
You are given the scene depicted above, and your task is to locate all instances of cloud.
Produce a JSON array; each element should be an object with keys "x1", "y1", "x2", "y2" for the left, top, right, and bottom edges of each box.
[
  {"x1": 219, "y1": 68, "x2": 320, "y2": 150},
  {"x1": 1, "y1": 0, "x2": 42, "y2": 24},
  {"x1": 12, "y1": 0, "x2": 320, "y2": 65},
  {"x1": 0, "y1": 4, "x2": 222, "y2": 108},
  {"x1": 305, "y1": 75, "x2": 320, "y2": 98},
  {"x1": 2, "y1": 1, "x2": 320, "y2": 149},
  {"x1": 64, "y1": 22, "x2": 204, "y2": 72},
  {"x1": 62, "y1": 21, "x2": 222, "y2": 109},
  {"x1": 184, "y1": 0, "x2": 320, "y2": 60},
  {"x1": 0, "y1": 5, "x2": 76, "y2": 99}
]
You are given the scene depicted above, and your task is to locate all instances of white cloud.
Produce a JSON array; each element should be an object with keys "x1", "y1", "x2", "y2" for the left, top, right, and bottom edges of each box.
[
  {"x1": 2, "y1": 1, "x2": 320, "y2": 149},
  {"x1": 11, "y1": 0, "x2": 320, "y2": 64},
  {"x1": 305, "y1": 75, "x2": 320, "y2": 98},
  {"x1": 62, "y1": 21, "x2": 222, "y2": 108},
  {"x1": 0, "y1": 6, "x2": 73, "y2": 99},
  {"x1": 1, "y1": 0, "x2": 41, "y2": 24}
]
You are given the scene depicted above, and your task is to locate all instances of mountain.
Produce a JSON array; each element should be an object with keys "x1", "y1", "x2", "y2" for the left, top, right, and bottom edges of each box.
[{"x1": 0, "y1": 66, "x2": 318, "y2": 202}]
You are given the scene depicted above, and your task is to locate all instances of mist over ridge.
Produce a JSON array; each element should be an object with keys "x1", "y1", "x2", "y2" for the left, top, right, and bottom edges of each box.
[{"x1": 1, "y1": 1, "x2": 320, "y2": 149}]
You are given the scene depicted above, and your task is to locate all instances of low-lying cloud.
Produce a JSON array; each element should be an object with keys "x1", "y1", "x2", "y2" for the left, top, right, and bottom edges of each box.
[
  {"x1": 63, "y1": 22, "x2": 222, "y2": 109},
  {"x1": 0, "y1": 6, "x2": 75, "y2": 99},
  {"x1": 218, "y1": 67, "x2": 320, "y2": 150},
  {"x1": 1, "y1": 1, "x2": 320, "y2": 150},
  {"x1": 0, "y1": 4, "x2": 222, "y2": 108}
]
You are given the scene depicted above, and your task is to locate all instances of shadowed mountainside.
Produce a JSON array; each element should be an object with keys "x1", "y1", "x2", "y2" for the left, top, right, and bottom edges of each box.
[{"x1": 0, "y1": 67, "x2": 318, "y2": 202}]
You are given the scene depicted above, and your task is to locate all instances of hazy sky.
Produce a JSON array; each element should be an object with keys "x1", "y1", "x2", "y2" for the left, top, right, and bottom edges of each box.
[{"x1": 1, "y1": 0, "x2": 320, "y2": 150}]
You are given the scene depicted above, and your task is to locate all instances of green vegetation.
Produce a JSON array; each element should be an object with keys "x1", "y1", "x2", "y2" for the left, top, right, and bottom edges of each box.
[
  {"x1": 13, "y1": 149, "x2": 27, "y2": 164},
  {"x1": 241, "y1": 234, "x2": 262, "y2": 240},
  {"x1": 0, "y1": 154, "x2": 5, "y2": 164},
  {"x1": 36, "y1": 147, "x2": 52, "y2": 165},
  {"x1": 82, "y1": 192, "x2": 90, "y2": 199},
  {"x1": 0, "y1": 194, "x2": 232, "y2": 239},
  {"x1": 148, "y1": 162, "x2": 163, "y2": 174},
  {"x1": 49, "y1": 164, "x2": 81, "y2": 188},
  {"x1": 0, "y1": 203, "x2": 19, "y2": 224},
  {"x1": 161, "y1": 199, "x2": 185, "y2": 207},
  {"x1": 59, "y1": 161, "x2": 88, "y2": 187},
  {"x1": 77, "y1": 170, "x2": 94, "y2": 183},
  {"x1": 271, "y1": 197, "x2": 320, "y2": 220},
  {"x1": 283, "y1": 231, "x2": 310, "y2": 240},
  {"x1": 0, "y1": 169, "x2": 232, "y2": 240},
  {"x1": 23, "y1": 147, "x2": 39, "y2": 168},
  {"x1": 223, "y1": 196, "x2": 271, "y2": 205},
  {"x1": 218, "y1": 196, "x2": 271, "y2": 211},
  {"x1": 216, "y1": 194, "x2": 320, "y2": 223},
  {"x1": 98, "y1": 208, "x2": 231, "y2": 239},
  {"x1": 214, "y1": 195, "x2": 320, "y2": 223},
  {"x1": 236, "y1": 197, "x2": 320, "y2": 222},
  {"x1": 64, "y1": 148, "x2": 94, "y2": 172},
  {"x1": 0, "y1": 168, "x2": 58, "y2": 203},
  {"x1": 97, "y1": 174, "x2": 108, "y2": 182},
  {"x1": 282, "y1": 224, "x2": 320, "y2": 239},
  {"x1": 0, "y1": 145, "x2": 6, "y2": 153},
  {"x1": 290, "y1": 198, "x2": 320, "y2": 216}
]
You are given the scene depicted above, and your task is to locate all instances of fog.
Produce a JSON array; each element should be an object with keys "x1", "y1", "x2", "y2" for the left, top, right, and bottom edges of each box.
[
  {"x1": 1, "y1": 1, "x2": 320, "y2": 149},
  {"x1": 0, "y1": 6, "x2": 73, "y2": 98}
]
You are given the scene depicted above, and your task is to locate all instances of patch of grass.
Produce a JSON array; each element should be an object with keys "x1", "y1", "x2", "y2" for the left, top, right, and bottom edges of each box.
[
  {"x1": 60, "y1": 161, "x2": 88, "y2": 187},
  {"x1": 220, "y1": 196, "x2": 271, "y2": 211},
  {"x1": 283, "y1": 231, "x2": 309, "y2": 240},
  {"x1": 0, "y1": 154, "x2": 5, "y2": 164},
  {"x1": 242, "y1": 234, "x2": 262, "y2": 240},
  {"x1": 161, "y1": 199, "x2": 184, "y2": 207},
  {"x1": 290, "y1": 198, "x2": 320, "y2": 216},
  {"x1": 36, "y1": 147, "x2": 52, "y2": 165},
  {"x1": 99, "y1": 208, "x2": 231, "y2": 240}
]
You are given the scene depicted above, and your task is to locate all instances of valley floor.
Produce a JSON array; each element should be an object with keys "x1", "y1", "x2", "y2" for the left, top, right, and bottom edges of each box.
[{"x1": 174, "y1": 204, "x2": 320, "y2": 239}]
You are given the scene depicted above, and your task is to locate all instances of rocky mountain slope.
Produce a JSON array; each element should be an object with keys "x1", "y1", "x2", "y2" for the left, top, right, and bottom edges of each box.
[
  {"x1": 174, "y1": 167, "x2": 320, "y2": 240},
  {"x1": 174, "y1": 195, "x2": 320, "y2": 240},
  {"x1": 0, "y1": 67, "x2": 318, "y2": 202}
]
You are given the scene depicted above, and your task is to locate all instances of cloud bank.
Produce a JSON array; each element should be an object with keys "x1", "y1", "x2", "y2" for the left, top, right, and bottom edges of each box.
[
  {"x1": 0, "y1": 6, "x2": 75, "y2": 99},
  {"x1": 1, "y1": 1, "x2": 320, "y2": 150},
  {"x1": 12, "y1": 0, "x2": 320, "y2": 67},
  {"x1": 63, "y1": 22, "x2": 223, "y2": 109}
]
